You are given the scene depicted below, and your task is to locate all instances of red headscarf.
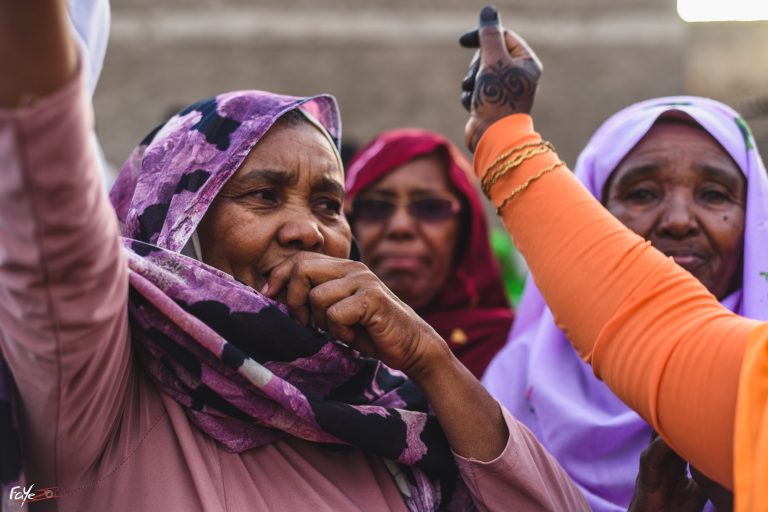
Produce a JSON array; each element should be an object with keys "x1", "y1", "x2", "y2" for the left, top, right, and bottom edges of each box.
[{"x1": 346, "y1": 128, "x2": 514, "y2": 378}]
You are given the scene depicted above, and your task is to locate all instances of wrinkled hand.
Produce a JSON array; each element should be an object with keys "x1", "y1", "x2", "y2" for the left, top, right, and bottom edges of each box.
[
  {"x1": 628, "y1": 433, "x2": 707, "y2": 512},
  {"x1": 263, "y1": 252, "x2": 444, "y2": 376},
  {"x1": 460, "y1": 5, "x2": 542, "y2": 152}
]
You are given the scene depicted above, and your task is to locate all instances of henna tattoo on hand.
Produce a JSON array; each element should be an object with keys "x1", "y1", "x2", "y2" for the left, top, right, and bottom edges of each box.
[{"x1": 473, "y1": 59, "x2": 537, "y2": 112}]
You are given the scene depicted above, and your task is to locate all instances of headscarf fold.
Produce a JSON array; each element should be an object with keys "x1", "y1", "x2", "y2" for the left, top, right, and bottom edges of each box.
[
  {"x1": 483, "y1": 96, "x2": 768, "y2": 512},
  {"x1": 110, "y1": 93, "x2": 473, "y2": 511},
  {"x1": 345, "y1": 129, "x2": 513, "y2": 378}
]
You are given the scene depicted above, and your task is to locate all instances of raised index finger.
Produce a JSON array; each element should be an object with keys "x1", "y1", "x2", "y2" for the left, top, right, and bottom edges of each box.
[{"x1": 477, "y1": 5, "x2": 507, "y2": 66}]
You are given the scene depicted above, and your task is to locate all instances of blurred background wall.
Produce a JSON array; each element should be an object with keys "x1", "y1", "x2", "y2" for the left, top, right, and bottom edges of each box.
[{"x1": 93, "y1": 0, "x2": 768, "y2": 173}]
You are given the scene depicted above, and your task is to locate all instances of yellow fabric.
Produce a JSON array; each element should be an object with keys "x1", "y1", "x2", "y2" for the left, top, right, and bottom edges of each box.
[{"x1": 474, "y1": 114, "x2": 768, "y2": 509}]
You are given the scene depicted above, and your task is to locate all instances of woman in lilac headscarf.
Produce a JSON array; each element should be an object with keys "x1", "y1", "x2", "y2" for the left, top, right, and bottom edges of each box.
[{"x1": 482, "y1": 96, "x2": 768, "y2": 512}]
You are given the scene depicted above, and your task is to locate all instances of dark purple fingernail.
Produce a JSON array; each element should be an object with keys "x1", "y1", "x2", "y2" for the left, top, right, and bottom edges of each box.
[{"x1": 480, "y1": 5, "x2": 499, "y2": 26}]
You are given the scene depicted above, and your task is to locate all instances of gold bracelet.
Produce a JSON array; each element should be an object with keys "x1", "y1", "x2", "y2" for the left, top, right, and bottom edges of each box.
[
  {"x1": 495, "y1": 161, "x2": 565, "y2": 214},
  {"x1": 482, "y1": 145, "x2": 552, "y2": 195},
  {"x1": 483, "y1": 140, "x2": 554, "y2": 180}
]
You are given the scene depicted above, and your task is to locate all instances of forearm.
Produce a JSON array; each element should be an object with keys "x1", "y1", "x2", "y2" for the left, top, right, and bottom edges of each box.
[
  {"x1": 0, "y1": 55, "x2": 130, "y2": 482},
  {"x1": 410, "y1": 338, "x2": 589, "y2": 510},
  {"x1": 409, "y1": 338, "x2": 507, "y2": 462},
  {"x1": 0, "y1": 0, "x2": 77, "y2": 106},
  {"x1": 474, "y1": 115, "x2": 761, "y2": 488}
]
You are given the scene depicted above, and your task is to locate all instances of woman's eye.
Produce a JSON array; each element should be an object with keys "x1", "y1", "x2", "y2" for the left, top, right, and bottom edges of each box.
[
  {"x1": 246, "y1": 189, "x2": 279, "y2": 203},
  {"x1": 625, "y1": 188, "x2": 658, "y2": 203},
  {"x1": 700, "y1": 188, "x2": 729, "y2": 203},
  {"x1": 315, "y1": 198, "x2": 342, "y2": 215}
]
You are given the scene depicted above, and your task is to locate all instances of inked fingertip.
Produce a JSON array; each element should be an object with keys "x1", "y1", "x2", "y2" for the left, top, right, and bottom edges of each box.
[
  {"x1": 459, "y1": 29, "x2": 480, "y2": 47},
  {"x1": 479, "y1": 5, "x2": 499, "y2": 27}
]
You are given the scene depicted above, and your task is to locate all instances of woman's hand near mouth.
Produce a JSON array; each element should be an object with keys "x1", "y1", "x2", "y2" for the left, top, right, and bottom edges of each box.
[
  {"x1": 263, "y1": 250, "x2": 510, "y2": 462},
  {"x1": 262, "y1": 251, "x2": 438, "y2": 374}
]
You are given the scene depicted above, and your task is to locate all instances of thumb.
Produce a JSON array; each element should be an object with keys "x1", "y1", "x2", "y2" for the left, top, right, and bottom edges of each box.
[{"x1": 478, "y1": 5, "x2": 506, "y2": 65}]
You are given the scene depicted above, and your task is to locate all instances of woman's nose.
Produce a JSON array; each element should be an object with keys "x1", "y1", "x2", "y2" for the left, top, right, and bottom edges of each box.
[
  {"x1": 277, "y1": 213, "x2": 324, "y2": 252},
  {"x1": 657, "y1": 194, "x2": 699, "y2": 238},
  {"x1": 384, "y1": 204, "x2": 418, "y2": 238}
]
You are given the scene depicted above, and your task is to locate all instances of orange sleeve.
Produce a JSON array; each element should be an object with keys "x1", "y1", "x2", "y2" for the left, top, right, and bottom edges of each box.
[
  {"x1": 734, "y1": 324, "x2": 768, "y2": 509},
  {"x1": 474, "y1": 114, "x2": 763, "y2": 490}
]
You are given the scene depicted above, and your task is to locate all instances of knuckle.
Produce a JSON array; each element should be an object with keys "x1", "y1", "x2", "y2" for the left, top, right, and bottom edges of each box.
[
  {"x1": 350, "y1": 266, "x2": 372, "y2": 281},
  {"x1": 361, "y1": 286, "x2": 386, "y2": 306},
  {"x1": 326, "y1": 305, "x2": 342, "y2": 323},
  {"x1": 308, "y1": 287, "x2": 323, "y2": 306},
  {"x1": 295, "y1": 254, "x2": 308, "y2": 271}
]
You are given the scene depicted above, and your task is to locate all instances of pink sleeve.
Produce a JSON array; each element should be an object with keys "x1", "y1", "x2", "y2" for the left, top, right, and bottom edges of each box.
[
  {"x1": 455, "y1": 406, "x2": 590, "y2": 511},
  {"x1": 0, "y1": 63, "x2": 130, "y2": 483}
]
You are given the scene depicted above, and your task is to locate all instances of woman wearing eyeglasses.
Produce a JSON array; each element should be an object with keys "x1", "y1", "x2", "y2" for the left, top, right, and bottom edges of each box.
[{"x1": 345, "y1": 128, "x2": 514, "y2": 378}]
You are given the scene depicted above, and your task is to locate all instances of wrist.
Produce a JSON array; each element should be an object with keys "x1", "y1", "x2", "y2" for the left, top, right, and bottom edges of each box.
[
  {"x1": 402, "y1": 332, "x2": 460, "y2": 388},
  {"x1": 473, "y1": 114, "x2": 537, "y2": 180}
]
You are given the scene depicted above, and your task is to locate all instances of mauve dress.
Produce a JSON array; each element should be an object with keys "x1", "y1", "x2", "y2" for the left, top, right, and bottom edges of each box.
[{"x1": 0, "y1": 66, "x2": 588, "y2": 512}]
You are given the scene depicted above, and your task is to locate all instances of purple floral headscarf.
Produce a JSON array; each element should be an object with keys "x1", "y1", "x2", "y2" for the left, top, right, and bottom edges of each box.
[
  {"x1": 483, "y1": 96, "x2": 768, "y2": 512},
  {"x1": 108, "y1": 90, "x2": 472, "y2": 511}
]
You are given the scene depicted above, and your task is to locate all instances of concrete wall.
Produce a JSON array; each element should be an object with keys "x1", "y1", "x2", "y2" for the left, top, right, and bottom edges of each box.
[{"x1": 93, "y1": 1, "x2": 768, "y2": 173}]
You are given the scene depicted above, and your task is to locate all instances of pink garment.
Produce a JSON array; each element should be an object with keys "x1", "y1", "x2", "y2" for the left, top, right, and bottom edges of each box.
[{"x1": 0, "y1": 66, "x2": 588, "y2": 511}]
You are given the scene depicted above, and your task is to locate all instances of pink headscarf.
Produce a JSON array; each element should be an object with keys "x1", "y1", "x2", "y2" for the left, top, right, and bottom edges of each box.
[{"x1": 346, "y1": 128, "x2": 513, "y2": 378}]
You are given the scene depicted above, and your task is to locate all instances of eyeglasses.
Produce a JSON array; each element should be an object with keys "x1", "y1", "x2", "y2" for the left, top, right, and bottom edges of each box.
[{"x1": 351, "y1": 197, "x2": 461, "y2": 223}]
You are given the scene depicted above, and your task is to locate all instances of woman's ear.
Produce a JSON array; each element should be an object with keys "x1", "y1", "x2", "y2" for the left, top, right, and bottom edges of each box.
[{"x1": 349, "y1": 237, "x2": 363, "y2": 262}]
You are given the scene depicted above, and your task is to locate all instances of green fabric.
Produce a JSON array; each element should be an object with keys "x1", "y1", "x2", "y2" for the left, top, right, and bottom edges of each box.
[{"x1": 490, "y1": 228, "x2": 528, "y2": 307}]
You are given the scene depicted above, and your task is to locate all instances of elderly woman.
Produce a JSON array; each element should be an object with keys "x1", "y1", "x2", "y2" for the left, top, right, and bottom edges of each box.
[
  {"x1": 0, "y1": 2, "x2": 589, "y2": 511},
  {"x1": 345, "y1": 129, "x2": 514, "y2": 378},
  {"x1": 482, "y1": 96, "x2": 768, "y2": 511},
  {"x1": 460, "y1": 6, "x2": 768, "y2": 511}
]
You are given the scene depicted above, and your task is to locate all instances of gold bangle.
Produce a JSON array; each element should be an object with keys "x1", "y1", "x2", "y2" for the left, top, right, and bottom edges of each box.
[
  {"x1": 482, "y1": 145, "x2": 552, "y2": 195},
  {"x1": 483, "y1": 140, "x2": 554, "y2": 179},
  {"x1": 495, "y1": 161, "x2": 565, "y2": 214}
]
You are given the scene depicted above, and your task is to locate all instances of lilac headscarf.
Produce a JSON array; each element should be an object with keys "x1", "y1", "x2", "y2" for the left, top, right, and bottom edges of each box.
[
  {"x1": 482, "y1": 96, "x2": 768, "y2": 512},
  {"x1": 109, "y1": 91, "x2": 472, "y2": 511}
]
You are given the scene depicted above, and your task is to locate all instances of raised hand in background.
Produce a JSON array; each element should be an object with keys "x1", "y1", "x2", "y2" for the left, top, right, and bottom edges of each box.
[{"x1": 459, "y1": 5, "x2": 542, "y2": 153}]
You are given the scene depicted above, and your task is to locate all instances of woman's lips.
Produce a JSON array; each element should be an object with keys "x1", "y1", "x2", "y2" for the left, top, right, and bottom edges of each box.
[
  {"x1": 376, "y1": 254, "x2": 425, "y2": 272},
  {"x1": 664, "y1": 251, "x2": 705, "y2": 270}
]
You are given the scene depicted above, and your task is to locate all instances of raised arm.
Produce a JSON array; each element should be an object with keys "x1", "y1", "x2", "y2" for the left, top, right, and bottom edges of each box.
[
  {"x1": 0, "y1": 0, "x2": 77, "y2": 106},
  {"x1": 460, "y1": 5, "x2": 762, "y2": 490},
  {"x1": 0, "y1": 0, "x2": 130, "y2": 486}
]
